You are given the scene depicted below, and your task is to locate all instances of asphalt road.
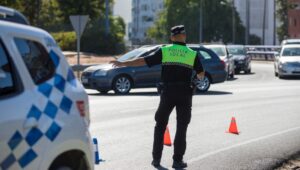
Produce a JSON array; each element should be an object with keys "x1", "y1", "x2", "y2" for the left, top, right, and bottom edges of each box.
[{"x1": 88, "y1": 62, "x2": 300, "y2": 170}]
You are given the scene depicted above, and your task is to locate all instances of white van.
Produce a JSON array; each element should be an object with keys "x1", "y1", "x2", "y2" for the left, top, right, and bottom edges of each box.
[{"x1": 0, "y1": 20, "x2": 94, "y2": 169}]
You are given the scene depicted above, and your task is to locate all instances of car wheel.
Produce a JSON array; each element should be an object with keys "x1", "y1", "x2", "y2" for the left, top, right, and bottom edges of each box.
[
  {"x1": 98, "y1": 90, "x2": 108, "y2": 94},
  {"x1": 235, "y1": 69, "x2": 240, "y2": 74},
  {"x1": 113, "y1": 75, "x2": 132, "y2": 94},
  {"x1": 195, "y1": 75, "x2": 211, "y2": 92}
]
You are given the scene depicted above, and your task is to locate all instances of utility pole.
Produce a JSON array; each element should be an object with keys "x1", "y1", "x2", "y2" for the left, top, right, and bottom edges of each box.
[
  {"x1": 199, "y1": 0, "x2": 203, "y2": 44},
  {"x1": 232, "y1": 0, "x2": 236, "y2": 44},
  {"x1": 245, "y1": 0, "x2": 250, "y2": 45},
  {"x1": 273, "y1": 0, "x2": 276, "y2": 45},
  {"x1": 105, "y1": 0, "x2": 110, "y2": 35},
  {"x1": 262, "y1": 0, "x2": 267, "y2": 45}
]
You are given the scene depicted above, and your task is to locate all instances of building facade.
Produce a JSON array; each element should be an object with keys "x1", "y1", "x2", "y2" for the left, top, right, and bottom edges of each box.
[
  {"x1": 234, "y1": 0, "x2": 277, "y2": 45},
  {"x1": 288, "y1": 0, "x2": 300, "y2": 38},
  {"x1": 130, "y1": 0, "x2": 164, "y2": 45}
]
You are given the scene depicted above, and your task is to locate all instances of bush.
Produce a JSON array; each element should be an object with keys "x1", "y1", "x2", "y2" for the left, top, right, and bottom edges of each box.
[{"x1": 51, "y1": 32, "x2": 76, "y2": 51}]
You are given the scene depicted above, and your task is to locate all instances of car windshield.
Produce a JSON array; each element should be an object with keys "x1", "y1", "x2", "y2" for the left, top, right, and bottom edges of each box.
[
  {"x1": 282, "y1": 47, "x2": 300, "y2": 56},
  {"x1": 208, "y1": 47, "x2": 226, "y2": 56},
  {"x1": 117, "y1": 48, "x2": 147, "y2": 62},
  {"x1": 227, "y1": 47, "x2": 246, "y2": 55}
]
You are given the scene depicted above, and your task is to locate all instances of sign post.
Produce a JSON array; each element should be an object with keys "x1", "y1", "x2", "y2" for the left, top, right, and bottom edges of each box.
[{"x1": 69, "y1": 15, "x2": 89, "y2": 77}]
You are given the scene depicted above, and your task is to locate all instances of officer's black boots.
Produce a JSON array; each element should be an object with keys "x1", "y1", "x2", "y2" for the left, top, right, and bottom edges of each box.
[
  {"x1": 151, "y1": 159, "x2": 161, "y2": 168},
  {"x1": 172, "y1": 160, "x2": 188, "y2": 169}
]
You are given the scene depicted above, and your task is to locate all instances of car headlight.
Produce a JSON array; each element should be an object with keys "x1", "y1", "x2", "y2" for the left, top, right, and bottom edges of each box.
[
  {"x1": 93, "y1": 70, "x2": 108, "y2": 76},
  {"x1": 279, "y1": 62, "x2": 287, "y2": 68}
]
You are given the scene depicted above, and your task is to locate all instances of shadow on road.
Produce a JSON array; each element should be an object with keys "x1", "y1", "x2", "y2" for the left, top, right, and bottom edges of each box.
[
  {"x1": 195, "y1": 90, "x2": 233, "y2": 95},
  {"x1": 279, "y1": 76, "x2": 300, "y2": 80},
  {"x1": 88, "y1": 90, "x2": 233, "y2": 96},
  {"x1": 154, "y1": 165, "x2": 169, "y2": 170},
  {"x1": 88, "y1": 91, "x2": 159, "y2": 96},
  {"x1": 226, "y1": 77, "x2": 238, "y2": 81}
]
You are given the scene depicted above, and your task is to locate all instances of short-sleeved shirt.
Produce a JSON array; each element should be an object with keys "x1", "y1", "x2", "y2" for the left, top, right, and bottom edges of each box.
[{"x1": 144, "y1": 42, "x2": 204, "y2": 83}]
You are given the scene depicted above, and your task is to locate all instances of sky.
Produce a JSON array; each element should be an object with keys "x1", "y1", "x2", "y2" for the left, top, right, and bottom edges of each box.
[{"x1": 113, "y1": 0, "x2": 132, "y2": 24}]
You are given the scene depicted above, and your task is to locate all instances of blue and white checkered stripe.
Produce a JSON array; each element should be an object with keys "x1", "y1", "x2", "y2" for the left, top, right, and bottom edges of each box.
[{"x1": 0, "y1": 51, "x2": 78, "y2": 170}]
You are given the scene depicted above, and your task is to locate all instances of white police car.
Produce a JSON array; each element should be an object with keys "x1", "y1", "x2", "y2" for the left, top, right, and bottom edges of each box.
[{"x1": 0, "y1": 20, "x2": 94, "y2": 169}]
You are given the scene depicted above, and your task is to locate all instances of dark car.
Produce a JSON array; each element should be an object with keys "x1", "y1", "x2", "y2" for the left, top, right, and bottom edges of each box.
[
  {"x1": 227, "y1": 45, "x2": 251, "y2": 74},
  {"x1": 81, "y1": 45, "x2": 227, "y2": 94},
  {"x1": 0, "y1": 6, "x2": 29, "y2": 25}
]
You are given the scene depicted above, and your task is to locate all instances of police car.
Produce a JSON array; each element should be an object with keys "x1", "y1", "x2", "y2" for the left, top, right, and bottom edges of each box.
[{"x1": 0, "y1": 20, "x2": 94, "y2": 169}]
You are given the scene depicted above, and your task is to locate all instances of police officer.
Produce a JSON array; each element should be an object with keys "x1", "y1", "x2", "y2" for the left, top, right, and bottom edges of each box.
[{"x1": 110, "y1": 25, "x2": 205, "y2": 169}]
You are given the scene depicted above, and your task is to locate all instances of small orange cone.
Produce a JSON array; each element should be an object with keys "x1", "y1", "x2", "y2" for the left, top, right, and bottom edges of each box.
[
  {"x1": 164, "y1": 126, "x2": 172, "y2": 146},
  {"x1": 227, "y1": 117, "x2": 239, "y2": 135}
]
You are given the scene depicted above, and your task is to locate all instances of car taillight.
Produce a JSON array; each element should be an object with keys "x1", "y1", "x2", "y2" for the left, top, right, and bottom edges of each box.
[
  {"x1": 76, "y1": 101, "x2": 85, "y2": 117},
  {"x1": 221, "y1": 60, "x2": 226, "y2": 70}
]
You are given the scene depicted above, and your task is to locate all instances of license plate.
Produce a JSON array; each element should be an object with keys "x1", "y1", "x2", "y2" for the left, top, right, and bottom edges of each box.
[{"x1": 81, "y1": 78, "x2": 88, "y2": 83}]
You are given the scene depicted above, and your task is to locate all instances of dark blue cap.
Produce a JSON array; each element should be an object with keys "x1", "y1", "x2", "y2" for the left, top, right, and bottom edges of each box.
[{"x1": 171, "y1": 25, "x2": 186, "y2": 36}]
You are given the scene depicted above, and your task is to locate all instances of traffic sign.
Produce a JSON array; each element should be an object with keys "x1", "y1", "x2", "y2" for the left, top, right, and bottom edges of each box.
[
  {"x1": 69, "y1": 15, "x2": 89, "y2": 77},
  {"x1": 70, "y1": 15, "x2": 89, "y2": 37}
]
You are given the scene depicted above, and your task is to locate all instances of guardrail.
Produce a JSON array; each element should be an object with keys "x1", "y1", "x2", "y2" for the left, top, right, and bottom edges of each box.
[{"x1": 245, "y1": 45, "x2": 281, "y2": 61}]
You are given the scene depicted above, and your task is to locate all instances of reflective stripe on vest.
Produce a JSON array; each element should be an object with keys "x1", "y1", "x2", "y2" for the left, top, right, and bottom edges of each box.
[{"x1": 161, "y1": 44, "x2": 197, "y2": 69}]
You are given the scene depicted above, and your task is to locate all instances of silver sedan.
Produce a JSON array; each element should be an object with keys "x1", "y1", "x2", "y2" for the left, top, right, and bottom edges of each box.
[{"x1": 274, "y1": 45, "x2": 300, "y2": 78}]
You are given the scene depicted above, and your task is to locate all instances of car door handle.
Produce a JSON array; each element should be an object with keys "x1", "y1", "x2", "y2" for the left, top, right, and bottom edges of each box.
[{"x1": 24, "y1": 117, "x2": 38, "y2": 129}]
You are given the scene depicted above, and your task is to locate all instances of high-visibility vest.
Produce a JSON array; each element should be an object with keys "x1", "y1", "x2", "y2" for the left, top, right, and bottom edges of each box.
[{"x1": 161, "y1": 44, "x2": 197, "y2": 69}]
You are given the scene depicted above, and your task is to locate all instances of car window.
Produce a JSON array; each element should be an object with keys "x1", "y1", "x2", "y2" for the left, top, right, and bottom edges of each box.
[
  {"x1": 117, "y1": 48, "x2": 147, "y2": 62},
  {"x1": 227, "y1": 47, "x2": 246, "y2": 55},
  {"x1": 199, "y1": 51, "x2": 212, "y2": 60},
  {"x1": 14, "y1": 38, "x2": 55, "y2": 84},
  {"x1": 0, "y1": 40, "x2": 17, "y2": 97},
  {"x1": 282, "y1": 47, "x2": 300, "y2": 56},
  {"x1": 208, "y1": 47, "x2": 226, "y2": 56}
]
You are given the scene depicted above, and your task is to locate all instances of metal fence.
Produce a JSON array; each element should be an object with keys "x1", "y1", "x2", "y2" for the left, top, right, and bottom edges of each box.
[{"x1": 245, "y1": 45, "x2": 281, "y2": 61}]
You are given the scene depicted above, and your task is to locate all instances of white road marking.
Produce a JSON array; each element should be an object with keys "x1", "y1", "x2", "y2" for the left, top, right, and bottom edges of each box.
[
  {"x1": 120, "y1": 107, "x2": 157, "y2": 113},
  {"x1": 188, "y1": 126, "x2": 300, "y2": 163}
]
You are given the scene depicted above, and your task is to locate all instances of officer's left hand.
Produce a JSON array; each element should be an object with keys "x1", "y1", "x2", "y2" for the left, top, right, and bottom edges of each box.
[
  {"x1": 197, "y1": 71, "x2": 205, "y2": 80},
  {"x1": 110, "y1": 60, "x2": 123, "y2": 67}
]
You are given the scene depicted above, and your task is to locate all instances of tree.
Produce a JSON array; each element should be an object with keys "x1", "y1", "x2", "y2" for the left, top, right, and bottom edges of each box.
[
  {"x1": 276, "y1": 0, "x2": 295, "y2": 42},
  {"x1": 0, "y1": 0, "x2": 42, "y2": 25},
  {"x1": 148, "y1": 0, "x2": 249, "y2": 44}
]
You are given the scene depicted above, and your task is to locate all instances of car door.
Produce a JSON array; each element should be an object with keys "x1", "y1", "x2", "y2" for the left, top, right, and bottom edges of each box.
[
  {"x1": 133, "y1": 47, "x2": 161, "y2": 87},
  {"x1": 0, "y1": 36, "x2": 60, "y2": 169},
  {"x1": 0, "y1": 38, "x2": 26, "y2": 170},
  {"x1": 0, "y1": 37, "x2": 44, "y2": 169}
]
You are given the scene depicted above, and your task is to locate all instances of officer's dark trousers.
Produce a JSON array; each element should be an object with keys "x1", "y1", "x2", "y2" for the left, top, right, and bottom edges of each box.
[{"x1": 152, "y1": 85, "x2": 193, "y2": 162}]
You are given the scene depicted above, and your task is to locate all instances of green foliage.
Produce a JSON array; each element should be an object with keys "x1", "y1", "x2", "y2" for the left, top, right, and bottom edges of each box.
[
  {"x1": 51, "y1": 32, "x2": 76, "y2": 51},
  {"x1": 0, "y1": 0, "x2": 126, "y2": 54},
  {"x1": 276, "y1": 0, "x2": 295, "y2": 42},
  {"x1": 148, "y1": 0, "x2": 256, "y2": 45},
  {"x1": 80, "y1": 16, "x2": 125, "y2": 54}
]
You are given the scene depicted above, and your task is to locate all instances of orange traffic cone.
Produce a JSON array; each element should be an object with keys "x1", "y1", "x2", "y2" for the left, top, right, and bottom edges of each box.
[
  {"x1": 164, "y1": 126, "x2": 172, "y2": 146},
  {"x1": 227, "y1": 117, "x2": 239, "y2": 135}
]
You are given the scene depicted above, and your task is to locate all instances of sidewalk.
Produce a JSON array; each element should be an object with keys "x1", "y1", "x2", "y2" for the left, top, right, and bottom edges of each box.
[{"x1": 62, "y1": 51, "x2": 116, "y2": 65}]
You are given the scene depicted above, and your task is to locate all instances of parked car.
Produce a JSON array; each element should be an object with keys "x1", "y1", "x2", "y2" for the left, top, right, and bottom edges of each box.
[
  {"x1": 0, "y1": 20, "x2": 94, "y2": 169},
  {"x1": 204, "y1": 44, "x2": 235, "y2": 79},
  {"x1": 0, "y1": 6, "x2": 29, "y2": 25},
  {"x1": 281, "y1": 39, "x2": 300, "y2": 46},
  {"x1": 274, "y1": 44, "x2": 300, "y2": 78},
  {"x1": 81, "y1": 45, "x2": 227, "y2": 94},
  {"x1": 227, "y1": 45, "x2": 251, "y2": 74}
]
